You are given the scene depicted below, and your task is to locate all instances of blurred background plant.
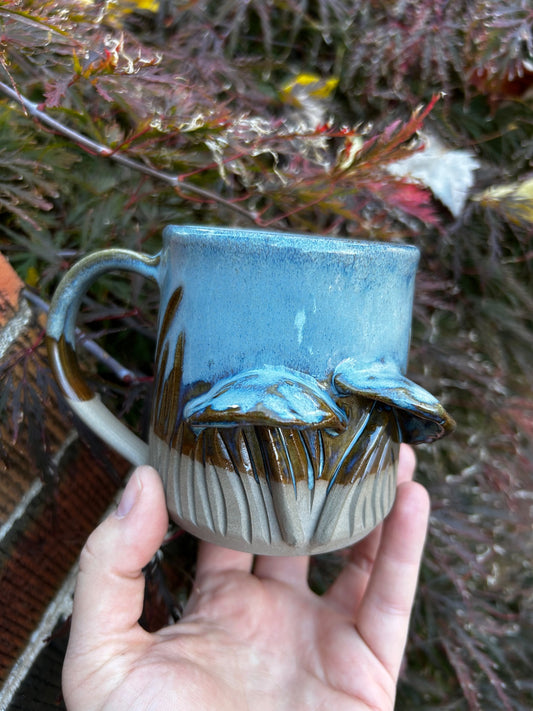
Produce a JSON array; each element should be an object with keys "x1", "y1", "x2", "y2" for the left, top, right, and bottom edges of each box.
[{"x1": 0, "y1": 0, "x2": 532, "y2": 708}]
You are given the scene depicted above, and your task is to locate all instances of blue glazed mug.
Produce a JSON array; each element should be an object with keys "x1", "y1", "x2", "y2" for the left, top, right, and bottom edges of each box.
[{"x1": 47, "y1": 226, "x2": 454, "y2": 555}]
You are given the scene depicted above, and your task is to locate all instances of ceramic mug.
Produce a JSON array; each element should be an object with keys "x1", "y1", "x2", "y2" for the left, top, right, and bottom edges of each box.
[{"x1": 47, "y1": 226, "x2": 454, "y2": 555}]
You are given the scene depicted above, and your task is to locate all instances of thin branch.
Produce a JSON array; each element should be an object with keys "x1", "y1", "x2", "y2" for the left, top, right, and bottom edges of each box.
[
  {"x1": 23, "y1": 288, "x2": 142, "y2": 384},
  {"x1": 0, "y1": 80, "x2": 262, "y2": 225}
]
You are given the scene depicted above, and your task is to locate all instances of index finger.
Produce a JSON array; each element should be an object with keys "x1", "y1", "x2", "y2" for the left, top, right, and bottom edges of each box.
[
  {"x1": 355, "y1": 480, "x2": 430, "y2": 681},
  {"x1": 324, "y1": 443, "x2": 417, "y2": 615}
]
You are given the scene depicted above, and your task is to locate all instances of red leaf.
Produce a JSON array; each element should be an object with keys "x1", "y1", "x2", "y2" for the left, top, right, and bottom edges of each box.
[
  {"x1": 94, "y1": 80, "x2": 114, "y2": 103},
  {"x1": 367, "y1": 178, "x2": 441, "y2": 227},
  {"x1": 43, "y1": 78, "x2": 71, "y2": 108}
]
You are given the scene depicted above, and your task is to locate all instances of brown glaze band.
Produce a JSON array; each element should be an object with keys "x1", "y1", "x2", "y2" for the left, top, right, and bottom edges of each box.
[
  {"x1": 46, "y1": 334, "x2": 93, "y2": 402},
  {"x1": 163, "y1": 397, "x2": 399, "y2": 488}
]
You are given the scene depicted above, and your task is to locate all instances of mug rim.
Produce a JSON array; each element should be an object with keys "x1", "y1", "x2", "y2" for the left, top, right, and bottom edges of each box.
[{"x1": 162, "y1": 224, "x2": 420, "y2": 257}]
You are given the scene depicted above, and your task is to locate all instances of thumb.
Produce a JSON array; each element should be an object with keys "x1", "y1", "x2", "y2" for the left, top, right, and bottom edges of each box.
[{"x1": 68, "y1": 465, "x2": 169, "y2": 648}]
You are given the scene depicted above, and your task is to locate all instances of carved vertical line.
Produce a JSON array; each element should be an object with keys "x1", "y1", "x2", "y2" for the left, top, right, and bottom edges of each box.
[
  {"x1": 256, "y1": 427, "x2": 304, "y2": 547},
  {"x1": 256, "y1": 426, "x2": 275, "y2": 492},
  {"x1": 176, "y1": 427, "x2": 197, "y2": 527},
  {"x1": 317, "y1": 429, "x2": 325, "y2": 481},
  {"x1": 296, "y1": 430, "x2": 316, "y2": 510},
  {"x1": 205, "y1": 430, "x2": 232, "y2": 537},
  {"x1": 392, "y1": 407, "x2": 403, "y2": 444},
  {"x1": 191, "y1": 432, "x2": 214, "y2": 532},
  {"x1": 157, "y1": 436, "x2": 171, "y2": 490},
  {"x1": 326, "y1": 401, "x2": 375, "y2": 494},
  {"x1": 370, "y1": 430, "x2": 391, "y2": 524},
  {"x1": 256, "y1": 427, "x2": 293, "y2": 489},
  {"x1": 216, "y1": 430, "x2": 253, "y2": 544},
  {"x1": 240, "y1": 428, "x2": 272, "y2": 544},
  {"x1": 359, "y1": 422, "x2": 387, "y2": 530},
  {"x1": 359, "y1": 428, "x2": 383, "y2": 520},
  {"x1": 186, "y1": 431, "x2": 205, "y2": 527},
  {"x1": 276, "y1": 428, "x2": 297, "y2": 495},
  {"x1": 241, "y1": 427, "x2": 261, "y2": 483},
  {"x1": 168, "y1": 332, "x2": 185, "y2": 449},
  {"x1": 162, "y1": 444, "x2": 183, "y2": 523},
  {"x1": 387, "y1": 441, "x2": 400, "y2": 513},
  {"x1": 347, "y1": 471, "x2": 366, "y2": 537},
  {"x1": 296, "y1": 430, "x2": 316, "y2": 490},
  {"x1": 170, "y1": 445, "x2": 183, "y2": 520},
  {"x1": 151, "y1": 343, "x2": 168, "y2": 432},
  {"x1": 205, "y1": 428, "x2": 234, "y2": 537},
  {"x1": 177, "y1": 436, "x2": 192, "y2": 524}
]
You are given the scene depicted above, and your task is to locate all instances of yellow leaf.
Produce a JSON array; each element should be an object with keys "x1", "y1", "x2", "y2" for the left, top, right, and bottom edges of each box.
[
  {"x1": 103, "y1": 0, "x2": 160, "y2": 26},
  {"x1": 72, "y1": 50, "x2": 83, "y2": 75},
  {"x1": 280, "y1": 73, "x2": 339, "y2": 106},
  {"x1": 25, "y1": 266, "x2": 39, "y2": 288},
  {"x1": 474, "y1": 177, "x2": 533, "y2": 225},
  {"x1": 127, "y1": 0, "x2": 160, "y2": 11}
]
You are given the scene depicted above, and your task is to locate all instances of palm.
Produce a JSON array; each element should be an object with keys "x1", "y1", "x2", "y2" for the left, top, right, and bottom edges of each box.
[{"x1": 63, "y1": 445, "x2": 429, "y2": 711}]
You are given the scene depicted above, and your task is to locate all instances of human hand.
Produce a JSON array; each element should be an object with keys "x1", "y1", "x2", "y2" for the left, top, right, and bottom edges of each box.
[{"x1": 62, "y1": 444, "x2": 429, "y2": 711}]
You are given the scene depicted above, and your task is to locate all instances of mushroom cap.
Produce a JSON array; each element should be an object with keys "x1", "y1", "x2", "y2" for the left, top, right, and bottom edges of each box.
[
  {"x1": 184, "y1": 366, "x2": 347, "y2": 431},
  {"x1": 333, "y1": 359, "x2": 455, "y2": 444}
]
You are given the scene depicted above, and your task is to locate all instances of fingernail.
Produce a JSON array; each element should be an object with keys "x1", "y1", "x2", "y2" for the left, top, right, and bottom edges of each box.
[{"x1": 116, "y1": 472, "x2": 141, "y2": 519}]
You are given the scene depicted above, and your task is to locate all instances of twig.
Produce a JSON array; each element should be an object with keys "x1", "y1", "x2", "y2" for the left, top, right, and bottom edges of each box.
[
  {"x1": 0, "y1": 79, "x2": 261, "y2": 225},
  {"x1": 23, "y1": 288, "x2": 142, "y2": 384}
]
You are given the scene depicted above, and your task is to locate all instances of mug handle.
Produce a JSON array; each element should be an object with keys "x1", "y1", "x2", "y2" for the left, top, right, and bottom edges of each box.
[{"x1": 46, "y1": 248, "x2": 160, "y2": 466}]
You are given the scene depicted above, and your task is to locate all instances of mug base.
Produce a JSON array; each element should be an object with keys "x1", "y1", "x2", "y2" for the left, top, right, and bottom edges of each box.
[{"x1": 151, "y1": 433, "x2": 398, "y2": 556}]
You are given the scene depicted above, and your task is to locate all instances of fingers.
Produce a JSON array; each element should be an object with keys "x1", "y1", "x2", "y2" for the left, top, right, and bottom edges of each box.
[
  {"x1": 195, "y1": 545, "x2": 309, "y2": 589},
  {"x1": 324, "y1": 443, "x2": 417, "y2": 615},
  {"x1": 253, "y1": 554, "x2": 309, "y2": 587},
  {"x1": 355, "y1": 480, "x2": 430, "y2": 682},
  {"x1": 323, "y1": 524, "x2": 382, "y2": 615},
  {"x1": 397, "y1": 442, "x2": 417, "y2": 485},
  {"x1": 69, "y1": 465, "x2": 169, "y2": 648},
  {"x1": 195, "y1": 541, "x2": 254, "y2": 583}
]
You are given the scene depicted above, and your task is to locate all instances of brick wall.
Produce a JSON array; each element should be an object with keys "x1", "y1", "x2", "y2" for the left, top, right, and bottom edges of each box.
[{"x1": 0, "y1": 254, "x2": 131, "y2": 709}]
